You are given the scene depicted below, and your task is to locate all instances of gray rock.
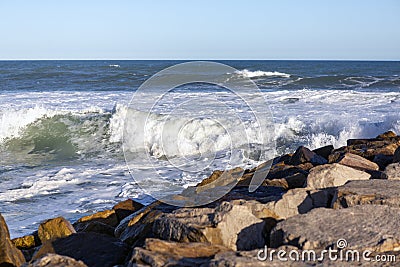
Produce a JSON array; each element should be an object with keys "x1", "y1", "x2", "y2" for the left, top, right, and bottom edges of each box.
[
  {"x1": 393, "y1": 146, "x2": 400, "y2": 163},
  {"x1": 306, "y1": 163, "x2": 371, "y2": 189},
  {"x1": 290, "y1": 146, "x2": 328, "y2": 166},
  {"x1": 333, "y1": 180, "x2": 400, "y2": 208},
  {"x1": 23, "y1": 254, "x2": 87, "y2": 267},
  {"x1": 270, "y1": 205, "x2": 400, "y2": 252},
  {"x1": 0, "y1": 213, "x2": 26, "y2": 267},
  {"x1": 384, "y1": 163, "x2": 400, "y2": 180}
]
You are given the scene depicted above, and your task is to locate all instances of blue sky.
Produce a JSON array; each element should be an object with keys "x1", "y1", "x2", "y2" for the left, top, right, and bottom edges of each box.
[{"x1": 0, "y1": 0, "x2": 399, "y2": 60}]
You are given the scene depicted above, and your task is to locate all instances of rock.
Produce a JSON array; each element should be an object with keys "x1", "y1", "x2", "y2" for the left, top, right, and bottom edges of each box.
[
  {"x1": 333, "y1": 180, "x2": 400, "y2": 208},
  {"x1": 377, "y1": 131, "x2": 397, "y2": 139},
  {"x1": 367, "y1": 170, "x2": 388, "y2": 180},
  {"x1": 306, "y1": 163, "x2": 371, "y2": 189},
  {"x1": 23, "y1": 254, "x2": 87, "y2": 267},
  {"x1": 153, "y1": 200, "x2": 267, "y2": 251},
  {"x1": 263, "y1": 173, "x2": 306, "y2": 189},
  {"x1": 33, "y1": 232, "x2": 129, "y2": 267},
  {"x1": 393, "y1": 146, "x2": 400, "y2": 163},
  {"x1": 112, "y1": 199, "x2": 144, "y2": 221},
  {"x1": 38, "y1": 217, "x2": 76, "y2": 243},
  {"x1": 196, "y1": 167, "x2": 244, "y2": 188},
  {"x1": 262, "y1": 188, "x2": 334, "y2": 220},
  {"x1": 76, "y1": 209, "x2": 118, "y2": 227},
  {"x1": 373, "y1": 154, "x2": 394, "y2": 170},
  {"x1": 0, "y1": 213, "x2": 26, "y2": 267},
  {"x1": 73, "y1": 221, "x2": 115, "y2": 236},
  {"x1": 335, "y1": 152, "x2": 379, "y2": 171},
  {"x1": 270, "y1": 205, "x2": 400, "y2": 252},
  {"x1": 289, "y1": 146, "x2": 328, "y2": 166},
  {"x1": 384, "y1": 163, "x2": 400, "y2": 180},
  {"x1": 128, "y1": 238, "x2": 230, "y2": 266},
  {"x1": 12, "y1": 234, "x2": 38, "y2": 250},
  {"x1": 312, "y1": 145, "x2": 334, "y2": 160}
]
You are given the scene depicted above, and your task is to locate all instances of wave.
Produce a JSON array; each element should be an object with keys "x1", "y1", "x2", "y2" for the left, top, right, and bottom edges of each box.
[{"x1": 234, "y1": 69, "x2": 291, "y2": 78}]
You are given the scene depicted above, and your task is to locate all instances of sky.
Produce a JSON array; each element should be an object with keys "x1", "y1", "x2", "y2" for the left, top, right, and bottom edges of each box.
[{"x1": 0, "y1": 0, "x2": 399, "y2": 60}]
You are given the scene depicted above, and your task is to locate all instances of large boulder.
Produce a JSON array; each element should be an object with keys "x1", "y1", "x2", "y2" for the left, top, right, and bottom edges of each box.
[
  {"x1": 128, "y1": 238, "x2": 228, "y2": 267},
  {"x1": 32, "y1": 232, "x2": 129, "y2": 267},
  {"x1": 112, "y1": 199, "x2": 144, "y2": 221},
  {"x1": 270, "y1": 205, "x2": 400, "y2": 252},
  {"x1": 306, "y1": 163, "x2": 371, "y2": 189},
  {"x1": 0, "y1": 213, "x2": 26, "y2": 267},
  {"x1": 23, "y1": 254, "x2": 87, "y2": 267},
  {"x1": 289, "y1": 146, "x2": 327, "y2": 166},
  {"x1": 38, "y1": 217, "x2": 76, "y2": 243},
  {"x1": 12, "y1": 233, "x2": 39, "y2": 250},
  {"x1": 334, "y1": 152, "x2": 379, "y2": 171},
  {"x1": 384, "y1": 163, "x2": 400, "y2": 180},
  {"x1": 333, "y1": 180, "x2": 400, "y2": 208}
]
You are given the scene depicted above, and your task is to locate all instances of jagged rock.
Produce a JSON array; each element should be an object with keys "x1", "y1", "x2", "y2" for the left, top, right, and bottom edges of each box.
[
  {"x1": 12, "y1": 234, "x2": 38, "y2": 250},
  {"x1": 112, "y1": 199, "x2": 144, "y2": 221},
  {"x1": 32, "y1": 232, "x2": 129, "y2": 267},
  {"x1": 38, "y1": 217, "x2": 76, "y2": 243},
  {"x1": 384, "y1": 163, "x2": 400, "y2": 180},
  {"x1": 289, "y1": 146, "x2": 328, "y2": 166},
  {"x1": 312, "y1": 145, "x2": 334, "y2": 160},
  {"x1": 333, "y1": 180, "x2": 400, "y2": 208},
  {"x1": 76, "y1": 209, "x2": 118, "y2": 227},
  {"x1": 393, "y1": 146, "x2": 400, "y2": 163},
  {"x1": 377, "y1": 131, "x2": 397, "y2": 139},
  {"x1": 23, "y1": 253, "x2": 87, "y2": 267},
  {"x1": 306, "y1": 163, "x2": 371, "y2": 189},
  {"x1": 270, "y1": 205, "x2": 400, "y2": 252},
  {"x1": 262, "y1": 188, "x2": 334, "y2": 219},
  {"x1": 335, "y1": 152, "x2": 379, "y2": 171},
  {"x1": 263, "y1": 173, "x2": 306, "y2": 189},
  {"x1": 196, "y1": 167, "x2": 244, "y2": 188},
  {"x1": 373, "y1": 154, "x2": 394, "y2": 170},
  {"x1": 0, "y1": 213, "x2": 26, "y2": 267},
  {"x1": 128, "y1": 238, "x2": 229, "y2": 266},
  {"x1": 73, "y1": 221, "x2": 115, "y2": 236},
  {"x1": 153, "y1": 200, "x2": 267, "y2": 251}
]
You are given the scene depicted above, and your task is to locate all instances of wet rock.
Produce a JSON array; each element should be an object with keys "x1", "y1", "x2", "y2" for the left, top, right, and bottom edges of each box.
[
  {"x1": 128, "y1": 238, "x2": 229, "y2": 266},
  {"x1": 384, "y1": 163, "x2": 400, "y2": 180},
  {"x1": 76, "y1": 209, "x2": 118, "y2": 227},
  {"x1": 335, "y1": 152, "x2": 379, "y2": 171},
  {"x1": 0, "y1": 213, "x2": 26, "y2": 267},
  {"x1": 73, "y1": 221, "x2": 115, "y2": 236},
  {"x1": 23, "y1": 254, "x2": 87, "y2": 267},
  {"x1": 289, "y1": 146, "x2": 328, "y2": 166},
  {"x1": 312, "y1": 145, "x2": 334, "y2": 160},
  {"x1": 33, "y1": 232, "x2": 129, "y2": 267},
  {"x1": 393, "y1": 146, "x2": 400, "y2": 163},
  {"x1": 270, "y1": 205, "x2": 400, "y2": 252},
  {"x1": 196, "y1": 167, "x2": 244, "y2": 188},
  {"x1": 263, "y1": 173, "x2": 306, "y2": 189},
  {"x1": 112, "y1": 199, "x2": 144, "y2": 222},
  {"x1": 306, "y1": 163, "x2": 370, "y2": 189},
  {"x1": 377, "y1": 131, "x2": 397, "y2": 139},
  {"x1": 333, "y1": 180, "x2": 400, "y2": 208},
  {"x1": 38, "y1": 217, "x2": 76, "y2": 243},
  {"x1": 367, "y1": 170, "x2": 388, "y2": 180}
]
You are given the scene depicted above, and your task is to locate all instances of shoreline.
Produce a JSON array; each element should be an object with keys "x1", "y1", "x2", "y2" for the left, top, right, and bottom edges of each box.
[{"x1": 2, "y1": 131, "x2": 400, "y2": 266}]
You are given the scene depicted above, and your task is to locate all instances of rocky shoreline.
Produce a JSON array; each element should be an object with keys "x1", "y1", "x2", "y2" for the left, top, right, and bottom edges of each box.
[{"x1": 2, "y1": 131, "x2": 400, "y2": 266}]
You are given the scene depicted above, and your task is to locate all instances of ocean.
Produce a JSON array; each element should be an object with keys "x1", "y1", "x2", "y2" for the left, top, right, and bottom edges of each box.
[{"x1": 1, "y1": 60, "x2": 399, "y2": 237}]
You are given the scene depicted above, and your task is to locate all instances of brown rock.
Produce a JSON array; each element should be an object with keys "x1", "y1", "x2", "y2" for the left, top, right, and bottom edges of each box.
[
  {"x1": 263, "y1": 173, "x2": 306, "y2": 189},
  {"x1": 196, "y1": 167, "x2": 244, "y2": 188},
  {"x1": 38, "y1": 217, "x2": 76, "y2": 243},
  {"x1": 112, "y1": 199, "x2": 144, "y2": 221},
  {"x1": 12, "y1": 234, "x2": 37, "y2": 250},
  {"x1": 333, "y1": 180, "x2": 400, "y2": 208},
  {"x1": 270, "y1": 205, "x2": 400, "y2": 252},
  {"x1": 306, "y1": 163, "x2": 371, "y2": 189},
  {"x1": 33, "y1": 232, "x2": 129, "y2": 267},
  {"x1": 289, "y1": 146, "x2": 327, "y2": 166},
  {"x1": 335, "y1": 152, "x2": 379, "y2": 171},
  {"x1": 312, "y1": 145, "x2": 334, "y2": 160},
  {"x1": 0, "y1": 213, "x2": 26, "y2": 267},
  {"x1": 76, "y1": 209, "x2": 118, "y2": 227},
  {"x1": 377, "y1": 131, "x2": 397, "y2": 139},
  {"x1": 23, "y1": 253, "x2": 88, "y2": 267},
  {"x1": 73, "y1": 221, "x2": 115, "y2": 236}
]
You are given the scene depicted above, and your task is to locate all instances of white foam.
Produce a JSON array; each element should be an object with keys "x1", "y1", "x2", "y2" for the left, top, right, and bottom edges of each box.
[{"x1": 235, "y1": 69, "x2": 291, "y2": 78}]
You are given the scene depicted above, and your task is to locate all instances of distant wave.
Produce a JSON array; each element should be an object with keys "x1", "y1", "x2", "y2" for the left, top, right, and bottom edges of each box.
[
  {"x1": 234, "y1": 69, "x2": 291, "y2": 78},
  {"x1": 109, "y1": 64, "x2": 120, "y2": 68}
]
